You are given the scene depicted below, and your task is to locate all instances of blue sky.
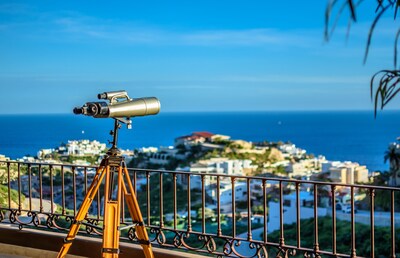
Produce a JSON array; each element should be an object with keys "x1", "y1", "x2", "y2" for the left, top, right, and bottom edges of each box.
[{"x1": 0, "y1": 1, "x2": 399, "y2": 114}]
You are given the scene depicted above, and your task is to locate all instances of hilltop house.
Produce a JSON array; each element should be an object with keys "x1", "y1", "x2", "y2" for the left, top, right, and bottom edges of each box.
[{"x1": 174, "y1": 131, "x2": 230, "y2": 148}]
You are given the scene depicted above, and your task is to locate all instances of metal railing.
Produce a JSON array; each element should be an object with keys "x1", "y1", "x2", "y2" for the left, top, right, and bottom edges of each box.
[{"x1": 0, "y1": 160, "x2": 399, "y2": 257}]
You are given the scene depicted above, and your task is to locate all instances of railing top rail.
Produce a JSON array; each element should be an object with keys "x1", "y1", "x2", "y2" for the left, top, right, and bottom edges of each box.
[
  {"x1": 3, "y1": 160, "x2": 399, "y2": 191},
  {"x1": 129, "y1": 167, "x2": 400, "y2": 191}
]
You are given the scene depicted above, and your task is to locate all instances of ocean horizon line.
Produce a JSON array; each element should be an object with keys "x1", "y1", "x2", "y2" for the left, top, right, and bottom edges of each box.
[{"x1": 1, "y1": 109, "x2": 400, "y2": 116}]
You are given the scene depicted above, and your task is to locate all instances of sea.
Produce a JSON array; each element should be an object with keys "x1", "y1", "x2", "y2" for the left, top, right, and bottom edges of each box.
[{"x1": 0, "y1": 111, "x2": 399, "y2": 172}]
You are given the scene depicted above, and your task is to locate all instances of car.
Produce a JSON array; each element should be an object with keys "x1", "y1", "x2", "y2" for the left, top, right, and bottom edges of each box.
[{"x1": 342, "y1": 205, "x2": 357, "y2": 213}]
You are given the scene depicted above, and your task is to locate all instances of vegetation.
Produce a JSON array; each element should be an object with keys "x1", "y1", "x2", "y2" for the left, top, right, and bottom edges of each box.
[
  {"x1": 135, "y1": 173, "x2": 212, "y2": 219},
  {"x1": 0, "y1": 185, "x2": 25, "y2": 208},
  {"x1": 266, "y1": 217, "x2": 400, "y2": 257},
  {"x1": 61, "y1": 155, "x2": 100, "y2": 165},
  {"x1": 384, "y1": 141, "x2": 400, "y2": 186},
  {"x1": 325, "y1": 0, "x2": 400, "y2": 115},
  {"x1": 0, "y1": 162, "x2": 19, "y2": 184}
]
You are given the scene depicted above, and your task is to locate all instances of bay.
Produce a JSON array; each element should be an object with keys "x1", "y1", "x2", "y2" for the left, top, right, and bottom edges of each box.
[{"x1": 0, "y1": 111, "x2": 399, "y2": 172}]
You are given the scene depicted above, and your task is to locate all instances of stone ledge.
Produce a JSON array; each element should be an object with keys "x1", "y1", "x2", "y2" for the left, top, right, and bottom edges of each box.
[{"x1": 0, "y1": 224, "x2": 206, "y2": 258}]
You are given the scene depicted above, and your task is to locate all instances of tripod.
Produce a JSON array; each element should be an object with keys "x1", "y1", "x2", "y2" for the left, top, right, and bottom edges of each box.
[{"x1": 58, "y1": 119, "x2": 154, "y2": 258}]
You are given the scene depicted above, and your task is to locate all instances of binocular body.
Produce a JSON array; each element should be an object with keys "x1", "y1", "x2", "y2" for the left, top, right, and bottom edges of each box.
[{"x1": 74, "y1": 91, "x2": 160, "y2": 119}]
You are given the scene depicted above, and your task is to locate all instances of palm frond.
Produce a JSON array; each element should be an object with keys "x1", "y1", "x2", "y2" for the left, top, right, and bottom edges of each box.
[
  {"x1": 395, "y1": 0, "x2": 399, "y2": 19},
  {"x1": 325, "y1": 0, "x2": 340, "y2": 41},
  {"x1": 326, "y1": 0, "x2": 400, "y2": 115},
  {"x1": 395, "y1": 28, "x2": 400, "y2": 68},
  {"x1": 370, "y1": 70, "x2": 400, "y2": 117},
  {"x1": 363, "y1": 3, "x2": 391, "y2": 64},
  {"x1": 348, "y1": 0, "x2": 357, "y2": 21}
]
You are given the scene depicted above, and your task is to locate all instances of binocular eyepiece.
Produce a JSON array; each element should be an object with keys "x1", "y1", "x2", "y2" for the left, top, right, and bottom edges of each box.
[{"x1": 73, "y1": 91, "x2": 160, "y2": 119}]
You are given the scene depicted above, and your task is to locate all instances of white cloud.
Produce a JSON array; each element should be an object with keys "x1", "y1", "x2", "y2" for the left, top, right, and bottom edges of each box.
[
  {"x1": 221, "y1": 75, "x2": 370, "y2": 84},
  {"x1": 0, "y1": 8, "x2": 318, "y2": 47}
]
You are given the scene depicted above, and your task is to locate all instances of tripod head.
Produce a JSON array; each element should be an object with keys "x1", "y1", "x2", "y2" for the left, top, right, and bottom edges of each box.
[{"x1": 73, "y1": 90, "x2": 161, "y2": 156}]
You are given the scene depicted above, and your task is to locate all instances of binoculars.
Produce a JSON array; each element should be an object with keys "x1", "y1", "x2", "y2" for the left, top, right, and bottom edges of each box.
[{"x1": 73, "y1": 90, "x2": 160, "y2": 119}]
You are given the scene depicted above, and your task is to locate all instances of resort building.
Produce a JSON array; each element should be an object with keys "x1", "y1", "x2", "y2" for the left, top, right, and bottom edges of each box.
[
  {"x1": 177, "y1": 158, "x2": 257, "y2": 190},
  {"x1": 324, "y1": 161, "x2": 369, "y2": 184},
  {"x1": 148, "y1": 146, "x2": 178, "y2": 165}
]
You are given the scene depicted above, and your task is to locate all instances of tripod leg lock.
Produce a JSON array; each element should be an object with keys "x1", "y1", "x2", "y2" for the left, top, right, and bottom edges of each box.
[
  {"x1": 102, "y1": 248, "x2": 120, "y2": 254},
  {"x1": 133, "y1": 221, "x2": 144, "y2": 226},
  {"x1": 63, "y1": 238, "x2": 74, "y2": 244},
  {"x1": 72, "y1": 219, "x2": 82, "y2": 225},
  {"x1": 137, "y1": 239, "x2": 151, "y2": 245}
]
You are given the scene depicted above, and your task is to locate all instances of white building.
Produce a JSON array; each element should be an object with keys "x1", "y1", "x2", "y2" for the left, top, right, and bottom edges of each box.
[
  {"x1": 268, "y1": 192, "x2": 327, "y2": 233},
  {"x1": 58, "y1": 140, "x2": 107, "y2": 156},
  {"x1": 279, "y1": 143, "x2": 306, "y2": 159},
  {"x1": 206, "y1": 181, "x2": 262, "y2": 213},
  {"x1": 190, "y1": 158, "x2": 257, "y2": 176},
  {"x1": 322, "y1": 161, "x2": 369, "y2": 184},
  {"x1": 285, "y1": 156, "x2": 326, "y2": 177},
  {"x1": 148, "y1": 146, "x2": 178, "y2": 165}
]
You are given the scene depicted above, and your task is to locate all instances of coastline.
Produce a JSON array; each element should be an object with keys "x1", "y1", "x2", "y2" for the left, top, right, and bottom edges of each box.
[{"x1": 0, "y1": 111, "x2": 398, "y2": 172}]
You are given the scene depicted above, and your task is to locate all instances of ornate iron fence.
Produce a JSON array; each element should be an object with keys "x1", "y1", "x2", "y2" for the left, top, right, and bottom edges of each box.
[{"x1": 0, "y1": 160, "x2": 399, "y2": 257}]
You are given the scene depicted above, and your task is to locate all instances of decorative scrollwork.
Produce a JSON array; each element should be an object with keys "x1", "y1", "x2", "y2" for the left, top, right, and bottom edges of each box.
[
  {"x1": 149, "y1": 227, "x2": 166, "y2": 245},
  {"x1": 85, "y1": 218, "x2": 102, "y2": 235},
  {"x1": 130, "y1": 227, "x2": 272, "y2": 258},
  {"x1": 276, "y1": 245, "x2": 296, "y2": 258},
  {"x1": 0, "y1": 209, "x2": 4, "y2": 222},
  {"x1": 46, "y1": 213, "x2": 56, "y2": 228},
  {"x1": 28, "y1": 211, "x2": 40, "y2": 227},
  {"x1": 8, "y1": 209, "x2": 40, "y2": 229},
  {"x1": 179, "y1": 231, "x2": 213, "y2": 252},
  {"x1": 222, "y1": 238, "x2": 269, "y2": 258},
  {"x1": 303, "y1": 251, "x2": 321, "y2": 258},
  {"x1": 128, "y1": 226, "x2": 137, "y2": 241},
  {"x1": 9, "y1": 209, "x2": 19, "y2": 224},
  {"x1": 172, "y1": 231, "x2": 182, "y2": 248}
]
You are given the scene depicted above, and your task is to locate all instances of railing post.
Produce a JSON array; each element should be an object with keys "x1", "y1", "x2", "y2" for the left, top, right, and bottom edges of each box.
[
  {"x1": 331, "y1": 185, "x2": 337, "y2": 256},
  {"x1": 61, "y1": 165, "x2": 65, "y2": 215},
  {"x1": 369, "y1": 188, "x2": 375, "y2": 258},
  {"x1": 201, "y1": 174, "x2": 205, "y2": 234},
  {"x1": 159, "y1": 172, "x2": 164, "y2": 228},
  {"x1": 187, "y1": 173, "x2": 192, "y2": 232},
  {"x1": 50, "y1": 165, "x2": 54, "y2": 214},
  {"x1": 17, "y1": 163, "x2": 22, "y2": 212},
  {"x1": 7, "y1": 162, "x2": 11, "y2": 209},
  {"x1": 39, "y1": 164, "x2": 43, "y2": 213},
  {"x1": 28, "y1": 164, "x2": 32, "y2": 211},
  {"x1": 390, "y1": 190, "x2": 396, "y2": 258},
  {"x1": 313, "y1": 184, "x2": 319, "y2": 255},
  {"x1": 296, "y1": 182, "x2": 301, "y2": 249},
  {"x1": 146, "y1": 171, "x2": 151, "y2": 226},
  {"x1": 216, "y1": 175, "x2": 221, "y2": 237},
  {"x1": 279, "y1": 181, "x2": 285, "y2": 247},
  {"x1": 72, "y1": 166, "x2": 76, "y2": 215},
  {"x1": 262, "y1": 179, "x2": 268, "y2": 243},
  {"x1": 350, "y1": 186, "x2": 356, "y2": 258},
  {"x1": 173, "y1": 173, "x2": 177, "y2": 230},
  {"x1": 231, "y1": 177, "x2": 236, "y2": 238},
  {"x1": 247, "y1": 178, "x2": 252, "y2": 241}
]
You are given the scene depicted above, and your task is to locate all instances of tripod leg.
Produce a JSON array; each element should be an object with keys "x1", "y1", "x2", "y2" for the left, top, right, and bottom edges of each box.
[
  {"x1": 102, "y1": 165, "x2": 122, "y2": 258},
  {"x1": 57, "y1": 165, "x2": 108, "y2": 258},
  {"x1": 122, "y1": 165, "x2": 154, "y2": 258}
]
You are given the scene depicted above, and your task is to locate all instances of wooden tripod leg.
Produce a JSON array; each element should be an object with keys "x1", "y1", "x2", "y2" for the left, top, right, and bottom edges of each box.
[
  {"x1": 102, "y1": 165, "x2": 122, "y2": 258},
  {"x1": 122, "y1": 166, "x2": 154, "y2": 258},
  {"x1": 57, "y1": 165, "x2": 108, "y2": 258}
]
